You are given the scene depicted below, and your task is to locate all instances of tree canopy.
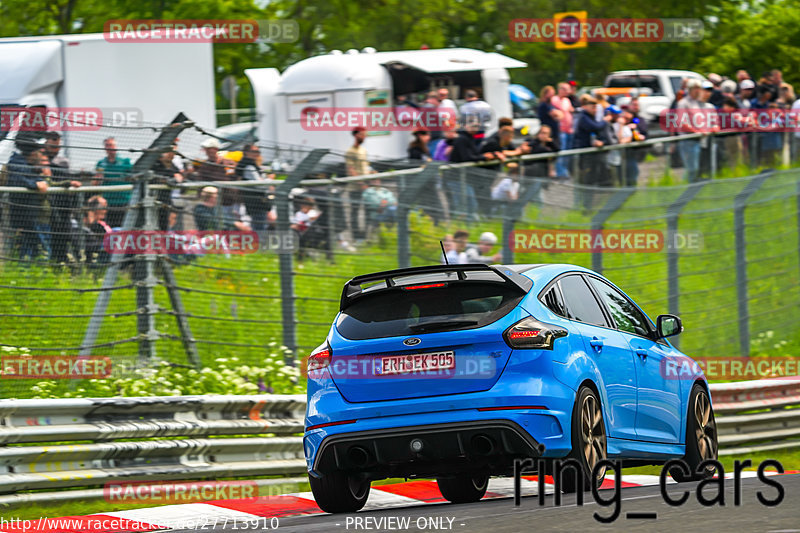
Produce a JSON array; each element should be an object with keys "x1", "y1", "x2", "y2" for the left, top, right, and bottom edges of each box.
[{"x1": 1, "y1": 0, "x2": 796, "y2": 108}]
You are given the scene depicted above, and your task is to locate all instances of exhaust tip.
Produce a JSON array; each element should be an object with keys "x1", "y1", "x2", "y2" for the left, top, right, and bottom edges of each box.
[
  {"x1": 471, "y1": 434, "x2": 495, "y2": 456},
  {"x1": 347, "y1": 446, "x2": 370, "y2": 467}
]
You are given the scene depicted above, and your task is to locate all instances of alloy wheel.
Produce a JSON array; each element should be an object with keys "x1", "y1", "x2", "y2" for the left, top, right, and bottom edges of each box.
[
  {"x1": 580, "y1": 393, "x2": 607, "y2": 479},
  {"x1": 694, "y1": 391, "x2": 718, "y2": 473}
]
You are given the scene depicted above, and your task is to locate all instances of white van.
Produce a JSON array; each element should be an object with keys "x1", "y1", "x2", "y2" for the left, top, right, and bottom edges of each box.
[
  {"x1": 0, "y1": 33, "x2": 216, "y2": 170},
  {"x1": 245, "y1": 48, "x2": 527, "y2": 161}
]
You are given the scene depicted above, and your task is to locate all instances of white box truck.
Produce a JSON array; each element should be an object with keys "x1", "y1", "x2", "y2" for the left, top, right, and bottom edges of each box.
[
  {"x1": 0, "y1": 33, "x2": 216, "y2": 170},
  {"x1": 245, "y1": 47, "x2": 527, "y2": 161}
]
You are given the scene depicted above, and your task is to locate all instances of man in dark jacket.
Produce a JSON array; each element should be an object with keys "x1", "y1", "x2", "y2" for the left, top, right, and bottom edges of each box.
[
  {"x1": 44, "y1": 132, "x2": 83, "y2": 263},
  {"x1": 151, "y1": 146, "x2": 183, "y2": 231},
  {"x1": 448, "y1": 121, "x2": 501, "y2": 218},
  {"x1": 7, "y1": 133, "x2": 50, "y2": 260},
  {"x1": 573, "y1": 96, "x2": 612, "y2": 210},
  {"x1": 237, "y1": 143, "x2": 272, "y2": 232}
]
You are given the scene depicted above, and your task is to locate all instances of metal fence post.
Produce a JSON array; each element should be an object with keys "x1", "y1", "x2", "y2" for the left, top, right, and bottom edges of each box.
[
  {"x1": 782, "y1": 131, "x2": 791, "y2": 167},
  {"x1": 396, "y1": 164, "x2": 439, "y2": 268},
  {"x1": 734, "y1": 171, "x2": 771, "y2": 357},
  {"x1": 590, "y1": 188, "x2": 636, "y2": 274},
  {"x1": 274, "y1": 149, "x2": 328, "y2": 360},
  {"x1": 134, "y1": 174, "x2": 159, "y2": 363},
  {"x1": 80, "y1": 115, "x2": 192, "y2": 356},
  {"x1": 710, "y1": 135, "x2": 717, "y2": 179},
  {"x1": 797, "y1": 180, "x2": 800, "y2": 283},
  {"x1": 0, "y1": 192, "x2": 9, "y2": 256},
  {"x1": 666, "y1": 182, "x2": 707, "y2": 349}
]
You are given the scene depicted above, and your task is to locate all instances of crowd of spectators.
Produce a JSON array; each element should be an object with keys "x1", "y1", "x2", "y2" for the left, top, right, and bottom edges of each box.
[
  {"x1": 668, "y1": 69, "x2": 797, "y2": 183},
  {"x1": 2, "y1": 69, "x2": 798, "y2": 264}
]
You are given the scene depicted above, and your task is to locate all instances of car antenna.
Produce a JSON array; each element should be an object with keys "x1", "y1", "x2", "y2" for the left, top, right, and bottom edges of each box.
[{"x1": 440, "y1": 240, "x2": 449, "y2": 265}]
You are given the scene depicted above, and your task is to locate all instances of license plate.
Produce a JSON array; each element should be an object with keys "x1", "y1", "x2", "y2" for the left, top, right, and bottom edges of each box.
[{"x1": 377, "y1": 351, "x2": 455, "y2": 376}]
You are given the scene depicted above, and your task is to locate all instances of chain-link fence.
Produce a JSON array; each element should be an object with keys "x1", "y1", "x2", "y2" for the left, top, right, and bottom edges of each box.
[{"x1": 1, "y1": 115, "x2": 799, "y2": 398}]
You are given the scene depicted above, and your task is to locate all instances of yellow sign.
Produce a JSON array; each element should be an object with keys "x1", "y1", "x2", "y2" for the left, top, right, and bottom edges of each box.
[{"x1": 554, "y1": 11, "x2": 588, "y2": 50}]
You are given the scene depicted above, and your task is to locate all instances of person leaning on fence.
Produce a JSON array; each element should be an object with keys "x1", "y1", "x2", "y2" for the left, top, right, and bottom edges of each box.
[
  {"x1": 44, "y1": 132, "x2": 83, "y2": 264},
  {"x1": 151, "y1": 145, "x2": 184, "y2": 231},
  {"x1": 521, "y1": 124, "x2": 558, "y2": 179},
  {"x1": 6, "y1": 133, "x2": 50, "y2": 260},
  {"x1": 237, "y1": 143, "x2": 274, "y2": 233},
  {"x1": 573, "y1": 95, "x2": 613, "y2": 211},
  {"x1": 94, "y1": 137, "x2": 133, "y2": 229},
  {"x1": 448, "y1": 119, "x2": 502, "y2": 219},
  {"x1": 675, "y1": 79, "x2": 708, "y2": 184}
]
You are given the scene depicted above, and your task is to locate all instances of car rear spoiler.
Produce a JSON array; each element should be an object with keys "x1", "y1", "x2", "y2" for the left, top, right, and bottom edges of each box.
[{"x1": 340, "y1": 264, "x2": 534, "y2": 311}]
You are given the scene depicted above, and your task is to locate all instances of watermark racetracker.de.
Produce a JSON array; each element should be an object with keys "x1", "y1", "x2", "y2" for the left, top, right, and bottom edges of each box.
[
  {"x1": 0, "y1": 107, "x2": 143, "y2": 131},
  {"x1": 1, "y1": 355, "x2": 112, "y2": 379},
  {"x1": 509, "y1": 18, "x2": 703, "y2": 42},
  {"x1": 103, "y1": 19, "x2": 299, "y2": 43},
  {"x1": 511, "y1": 229, "x2": 703, "y2": 254},
  {"x1": 103, "y1": 230, "x2": 298, "y2": 255}
]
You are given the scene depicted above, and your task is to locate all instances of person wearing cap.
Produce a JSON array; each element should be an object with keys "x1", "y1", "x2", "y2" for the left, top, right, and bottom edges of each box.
[
  {"x1": 704, "y1": 75, "x2": 725, "y2": 109},
  {"x1": 464, "y1": 231, "x2": 501, "y2": 264},
  {"x1": 7, "y1": 133, "x2": 51, "y2": 260},
  {"x1": 737, "y1": 79, "x2": 756, "y2": 109}
]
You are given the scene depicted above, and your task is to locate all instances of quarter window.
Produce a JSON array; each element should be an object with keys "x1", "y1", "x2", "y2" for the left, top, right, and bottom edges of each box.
[{"x1": 542, "y1": 285, "x2": 568, "y2": 318}]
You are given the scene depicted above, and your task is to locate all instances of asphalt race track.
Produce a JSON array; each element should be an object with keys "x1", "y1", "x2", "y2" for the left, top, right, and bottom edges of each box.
[{"x1": 171, "y1": 474, "x2": 800, "y2": 533}]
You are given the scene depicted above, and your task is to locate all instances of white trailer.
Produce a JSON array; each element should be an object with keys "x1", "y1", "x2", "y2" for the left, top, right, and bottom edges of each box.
[
  {"x1": 245, "y1": 48, "x2": 527, "y2": 161},
  {"x1": 0, "y1": 33, "x2": 216, "y2": 169}
]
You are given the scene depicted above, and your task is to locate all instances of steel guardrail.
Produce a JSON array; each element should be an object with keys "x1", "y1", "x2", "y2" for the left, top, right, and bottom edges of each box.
[{"x1": 1, "y1": 379, "x2": 799, "y2": 507}]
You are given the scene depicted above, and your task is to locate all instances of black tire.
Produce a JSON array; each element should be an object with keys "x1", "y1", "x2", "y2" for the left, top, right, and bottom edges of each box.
[
  {"x1": 437, "y1": 473, "x2": 489, "y2": 504},
  {"x1": 670, "y1": 384, "x2": 718, "y2": 482},
  {"x1": 308, "y1": 471, "x2": 370, "y2": 513},
  {"x1": 561, "y1": 386, "x2": 608, "y2": 493}
]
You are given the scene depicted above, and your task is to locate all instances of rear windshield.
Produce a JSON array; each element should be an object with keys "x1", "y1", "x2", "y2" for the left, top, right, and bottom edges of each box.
[{"x1": 337, "y1": 282, "x2": 524, "y2": 340}]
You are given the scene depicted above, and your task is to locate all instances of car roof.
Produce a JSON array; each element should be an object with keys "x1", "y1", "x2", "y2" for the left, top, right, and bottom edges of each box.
[{"x1": 500, "y1": 263, "x2": 597, "y2": 285}]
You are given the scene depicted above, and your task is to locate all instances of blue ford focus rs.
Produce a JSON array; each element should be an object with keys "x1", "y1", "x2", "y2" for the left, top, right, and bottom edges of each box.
[{"x1": 304, "y1": 263, "x2": 718, "y2": 512}]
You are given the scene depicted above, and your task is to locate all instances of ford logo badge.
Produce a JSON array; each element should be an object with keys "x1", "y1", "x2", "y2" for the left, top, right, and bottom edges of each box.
[{"x1": 403, "y1": 337, "x2": 421, "y2": 346}]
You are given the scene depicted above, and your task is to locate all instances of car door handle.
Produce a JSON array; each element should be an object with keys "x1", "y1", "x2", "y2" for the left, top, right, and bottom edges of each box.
[
  {"x1": 635, "y1": 349, "x2": 648, "y2": 360},
  {"x1": 589, "y1": 337, "x2": 603, "y2": 349}
]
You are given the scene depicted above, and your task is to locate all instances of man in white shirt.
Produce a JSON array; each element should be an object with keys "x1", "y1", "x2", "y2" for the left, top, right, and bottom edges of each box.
[{"x1": 459, "y1": 90, "x2": 493, "y2": 131}]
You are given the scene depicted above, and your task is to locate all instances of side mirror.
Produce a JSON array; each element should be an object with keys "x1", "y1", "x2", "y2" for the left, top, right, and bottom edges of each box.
[{"x1": 656, "y1": 314, "x2": 683, "y2": 339}]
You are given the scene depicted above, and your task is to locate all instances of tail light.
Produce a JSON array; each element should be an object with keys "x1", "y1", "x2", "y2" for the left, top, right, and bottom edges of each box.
[
  {"x1": 504, "y1": 317, "x2": 567, "y2": 349},
  {"x1": 308, "y1": 343, "x2": 332, "y2": 371}
]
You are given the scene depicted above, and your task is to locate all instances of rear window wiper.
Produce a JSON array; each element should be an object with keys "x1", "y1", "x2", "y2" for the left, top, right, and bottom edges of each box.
[{"x1": 408, "y1": 320, "x2": 479, "y2": 333}]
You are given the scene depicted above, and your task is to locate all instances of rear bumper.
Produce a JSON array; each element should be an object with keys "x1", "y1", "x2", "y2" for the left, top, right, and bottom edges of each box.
[{"x1": 309, "y1": 419, "x2": 543, "y2": 479}]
